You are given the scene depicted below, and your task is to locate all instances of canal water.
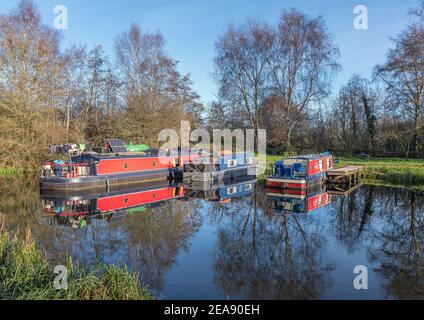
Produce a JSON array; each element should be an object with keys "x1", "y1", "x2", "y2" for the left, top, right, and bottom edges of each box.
[{"x1": 1, "y1": 177, "x2": 423, "y2": 299}]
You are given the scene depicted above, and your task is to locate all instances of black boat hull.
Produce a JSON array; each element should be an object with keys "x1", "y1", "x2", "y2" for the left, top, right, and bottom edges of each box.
[{"x1": 40, "y1": 169, "x2": 174, "y2": 191}]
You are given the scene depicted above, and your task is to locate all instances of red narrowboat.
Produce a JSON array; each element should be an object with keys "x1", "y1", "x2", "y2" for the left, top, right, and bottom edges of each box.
[{"x1": 40, "y1": 139, "x2": 204, "y2": 191}]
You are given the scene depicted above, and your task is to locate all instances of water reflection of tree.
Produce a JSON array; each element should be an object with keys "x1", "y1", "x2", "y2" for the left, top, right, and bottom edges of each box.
[
  {"x1": 42, "y1": 199, "x2": 203, "y2": 292},
  {"x1": 329, "y1": 186, "x2": 375, "y2": 253},
  {"x1": 367, "y1": 189, "x2": 424, "y2": 299},
  {"x1": 119, "y1": 200, "x2": 202, "y2": 291},
  {"x1": 212, "y1": 186, "x2": 334, "y2": 299},
  {"x1": 330, "y1": 185, "x2": 424, "y2": 299},
  {"x1": 0, "y1": 177, "x2": 40, "y2": 230},
  {"x1": 0, "y1": 177, "x2": 203, "y2": 293}
]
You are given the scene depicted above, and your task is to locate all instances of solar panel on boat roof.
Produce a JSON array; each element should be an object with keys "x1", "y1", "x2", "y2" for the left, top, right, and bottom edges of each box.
[{"x1": 106, "y1": 139, "x2": 127, "y2": 153}]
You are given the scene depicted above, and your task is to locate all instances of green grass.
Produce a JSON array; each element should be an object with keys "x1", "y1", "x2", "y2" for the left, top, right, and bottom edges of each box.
[
  {"x1": 0, "y1": 167, "x2": 24, "y2": 177},
  {"x1": 338, "y1": 157, "x2": 424, "y2": 187},
  {"x1": 0, "y1": 215, "x2": 155, "y2": 300},
  {"x1": 262, "y1": 155, "x2": 424, "y2": 188}
]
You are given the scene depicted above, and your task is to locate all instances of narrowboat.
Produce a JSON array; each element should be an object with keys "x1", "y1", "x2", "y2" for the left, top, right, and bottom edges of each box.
[
  {"x1": 266, "y1": 152, "x2": 334, "y2": 189},
  {"x1": 266, "y1": 184, "x2": 332, "y2": 214},
  {"x1": 40, "y1": 139, "x2": 203, "y2": 191},
  {"x1": 183, "y1": 151, "x2": 256, "y2": 182}
]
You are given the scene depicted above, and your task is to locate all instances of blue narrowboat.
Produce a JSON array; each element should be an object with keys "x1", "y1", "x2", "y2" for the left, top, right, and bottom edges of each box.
[{"x1": 266, "y1": 153, "x2": 334, "y2": 190}]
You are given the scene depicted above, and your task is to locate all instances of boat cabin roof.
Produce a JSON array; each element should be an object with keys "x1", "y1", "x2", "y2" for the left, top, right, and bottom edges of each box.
[
  {"x1": 284, "y1": 153, "x2": 333, "y2": 161},
  {"x1": 285, "y1": 154, "x2": 322, "y2": 161}
]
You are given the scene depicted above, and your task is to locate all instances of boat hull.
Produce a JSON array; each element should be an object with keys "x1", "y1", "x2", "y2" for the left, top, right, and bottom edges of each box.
[
  {"x1": 266, "y1": 173, "x2": 325, "y2": 189},
  {"x1": 40, "y1": 169, "x2": 175, "y2": 191},
  {"x1": 186, "y1": 165, "x2": 256, "y2": 182}
]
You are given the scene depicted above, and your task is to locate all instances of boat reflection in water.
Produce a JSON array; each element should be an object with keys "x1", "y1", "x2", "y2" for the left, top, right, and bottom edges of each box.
[
  {"x1": 40, "y1": 178, "x2": 257, "y2": 228},
  {"x1": 184, "y1": 178, "x2": 256, "y2": 203},
  {"x1": 40, "y1": 178, "x2": 359, "y2": 228},
  {"x1": 266, "y1": 182, "x2": 364, "y2": 214},
  {"x1": 41, "y1": 180, "x2": 186, "y2": 228}
]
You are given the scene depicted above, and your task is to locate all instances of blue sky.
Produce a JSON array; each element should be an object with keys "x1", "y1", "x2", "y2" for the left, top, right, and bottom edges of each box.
[{"x1": 0, "y1": 0, "x2": 419, "y2": 103}]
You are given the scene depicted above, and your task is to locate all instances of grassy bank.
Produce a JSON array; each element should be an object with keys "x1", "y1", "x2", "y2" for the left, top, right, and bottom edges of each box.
[
  {"x1": 262, "y1": 155, "x2": 424, "y2": 188},
  {"x1": 337, "y1": 157, "x2": 424, "y2": 187},
  {"x1": 0, "y1": 166, "x2": 24, "y2": 177},
  {"x1": 0, "y1": 215, "x2": 154, "y2": 300}
]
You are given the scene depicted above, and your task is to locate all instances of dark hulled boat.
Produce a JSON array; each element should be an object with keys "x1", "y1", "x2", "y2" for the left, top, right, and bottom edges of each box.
[{"x1": 40, "y1": 139, "x2": 202, "y2": 191}]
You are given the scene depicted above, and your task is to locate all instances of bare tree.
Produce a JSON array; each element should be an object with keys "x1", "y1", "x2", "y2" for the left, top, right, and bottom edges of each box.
[
  {"x1": 410, "y1": 0, "x2": 424, "y2": 19},
  {"x1": 350, "y1": 76, "x2": 380, "y2": 155},
  {"x1": 114, "y1": 23, "x2": 202, "y2": 145},
  {"x1": 0, "y1": 0, "x2": 66, "y2": 109},
  {"x1": 214, "y1": 20, "x2": 274, "y2": 142},
  {"x1": 81, "y1": 45, "x2": 122, "y2": 143},
  {"x1": 0, "y1": 0, "x2": 72, "y2": 167},
  {"x1": 331, "y1": 88, "x2": 357, "y2": 156},
  {"x1": 214, "y1": 11, "x2": 339, "y2": 151},
  {"x1": 375, "y1": 22, "x2": 424, "y2": 156},
  {"x1": 61, "y1": 45, "x2": 86, "y2": 137},
  {"x1": 379, "y1": 113, "x2": 415, "y2": 158},
  {"x1": 115, "y1": 24, "x2": 174, "y2": 101},
  {"x1": 266, "y1": 9, "x2": 340, "y2": 150}
]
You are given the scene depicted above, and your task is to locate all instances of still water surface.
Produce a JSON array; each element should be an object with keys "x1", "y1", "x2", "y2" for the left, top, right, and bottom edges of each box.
[{"x1": 1, "y1": 177, "x2": 423, "y2": 299}]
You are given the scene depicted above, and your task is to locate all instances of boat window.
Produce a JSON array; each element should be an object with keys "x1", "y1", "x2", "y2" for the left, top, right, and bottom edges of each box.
[
  {"x1": 227, "y1": 187, "x2": 237, "y2": 194},
  {"x1": 228, "y1": 159, "x2": 237, "y2": 167}
]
